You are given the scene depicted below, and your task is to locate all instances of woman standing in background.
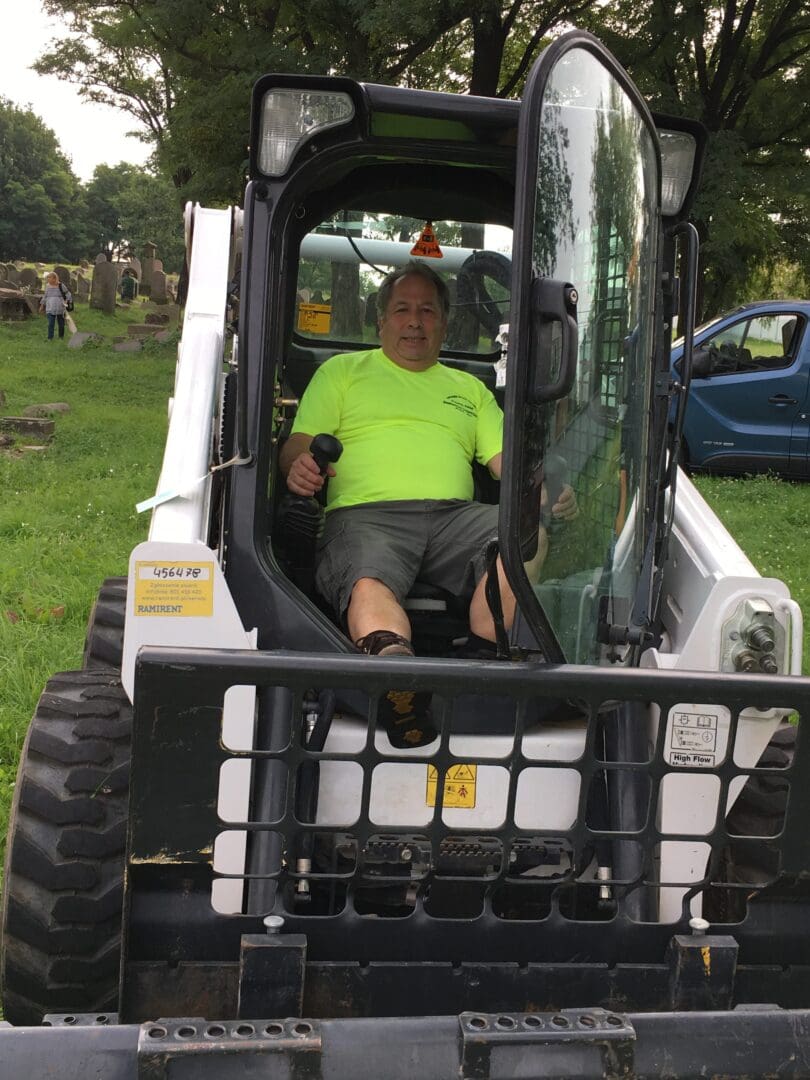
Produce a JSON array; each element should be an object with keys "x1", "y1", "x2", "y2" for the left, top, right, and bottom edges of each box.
[{"x1": 38, "y1": 272, "x2": 70, "y2": 340}]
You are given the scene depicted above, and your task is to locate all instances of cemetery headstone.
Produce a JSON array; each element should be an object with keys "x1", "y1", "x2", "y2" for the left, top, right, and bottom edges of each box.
[
  {"x1": 90, "y1": 259, "x2": 118, "y2": 314},
  {"x1": 140, "y1": 241, "x2": 158, "y2": 297},
  {"x1": 76, "y1": 274, "x2": 90, "y2": 301},
  {"x1": 151, "y1": 270, "x2": 168, "y2": 305}
]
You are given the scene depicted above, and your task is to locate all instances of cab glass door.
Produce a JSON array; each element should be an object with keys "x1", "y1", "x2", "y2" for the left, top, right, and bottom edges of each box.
[{"x1": 502, "y1": 36, "x2": 660, "y2": 662}]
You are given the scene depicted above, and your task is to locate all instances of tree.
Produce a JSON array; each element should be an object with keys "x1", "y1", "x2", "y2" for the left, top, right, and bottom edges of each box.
[
  {"x1": 83, "y1": 162, "x2": 185, "y2": 271},
  {"x1": 0, "y1": 98, "x2": 87, "y2": 262},
  {"x1": 35, "y1": 0, "x2": 597, "y2": 204},
  {"x1": 591, "y1": 0, "x2": 810, "y2": 316}
]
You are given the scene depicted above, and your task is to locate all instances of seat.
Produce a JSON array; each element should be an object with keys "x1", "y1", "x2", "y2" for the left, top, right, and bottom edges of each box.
[{"x1": 782, "y1": 318, "x2": 798, "y2": 355}]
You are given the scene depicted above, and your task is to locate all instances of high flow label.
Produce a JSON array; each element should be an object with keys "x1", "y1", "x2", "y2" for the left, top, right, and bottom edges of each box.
[
  {"x1": 134, "y1": 561, "x2": 215, "y2": 616},
  {"x1": 664, "y1": 704, "x2": 728, "y2": 768}
]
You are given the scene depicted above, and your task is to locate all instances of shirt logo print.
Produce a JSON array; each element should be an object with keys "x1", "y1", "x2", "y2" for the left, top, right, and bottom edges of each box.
[{"x1": 443, "y1": 395, "x2": 476, "y2": 417}]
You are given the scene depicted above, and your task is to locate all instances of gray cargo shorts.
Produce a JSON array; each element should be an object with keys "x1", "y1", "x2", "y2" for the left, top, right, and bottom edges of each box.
[{"x1": 315, "y1": 499, "x2": 499, "y2": 620}]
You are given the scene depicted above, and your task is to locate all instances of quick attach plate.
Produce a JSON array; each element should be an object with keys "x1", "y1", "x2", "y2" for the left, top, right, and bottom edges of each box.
[
  {"x1": 137, "y1": 1017, "x2": 322, "y2": 1079},
  {"x1": 459, "y1": 1008, "x2": 636, "y2": 1079}
]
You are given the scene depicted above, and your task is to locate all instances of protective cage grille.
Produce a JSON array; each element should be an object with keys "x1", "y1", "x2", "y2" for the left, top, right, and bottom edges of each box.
[{"x1": 128, "y1": 649, "x2": 810, "y2": 978}]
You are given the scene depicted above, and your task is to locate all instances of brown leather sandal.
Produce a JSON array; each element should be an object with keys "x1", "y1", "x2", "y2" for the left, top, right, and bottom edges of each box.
[
  {"x1": 355, "y1": 631, "x2": 437, "y2": 747},
  {"x1": 355, "y1": 630, "x2": 414, "y2": 656}
]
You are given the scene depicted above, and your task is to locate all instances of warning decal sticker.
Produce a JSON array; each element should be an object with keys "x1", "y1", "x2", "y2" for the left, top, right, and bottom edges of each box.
[
  {"x1": 410, "y1": 221, "x2": 443, "y2": 259},
  {"x1": 669, "y1": 709, "x2": 718, "y2": 767},
  {"x1": 297, "y1": 303, "x2": 331, "y2": 334},
  {"x1": 426, "y1": 764, "x2": 477, "y2": 808},
  {"x1": 134, "y1": 561, "x2": 214, "y2": 617}
]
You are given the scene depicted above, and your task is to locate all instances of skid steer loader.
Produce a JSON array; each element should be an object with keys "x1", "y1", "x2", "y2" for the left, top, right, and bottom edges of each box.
[{"x1": 2, "y1": 28, "x2": 810, "y2": 1078}]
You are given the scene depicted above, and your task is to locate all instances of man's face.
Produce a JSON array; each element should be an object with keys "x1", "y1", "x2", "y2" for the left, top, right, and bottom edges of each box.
[{"x1": 378, "y1": 274, "x2": 447, "y2": 370}]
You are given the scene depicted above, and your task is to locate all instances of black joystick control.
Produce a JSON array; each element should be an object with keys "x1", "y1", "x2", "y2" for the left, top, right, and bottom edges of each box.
[
  {"x1": 279, "y1": 433, "x2": 343, "y2": 556},
  {"x1": 309, "y1": 433, "x2": 343, "y2": 483}
]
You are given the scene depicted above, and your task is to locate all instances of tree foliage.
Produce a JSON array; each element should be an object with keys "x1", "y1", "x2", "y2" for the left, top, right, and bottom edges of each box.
[
  {"x1": 0, "y1": 98, "x2": 88, "y2": 262},
  {"x1": 0, "y1": 98, "x2": 183, "y2": 269},
  {"x1": 24, "y1": 0, "x2": 810, "y2": 310},
  {"x1": 35, "y1": 0, "x2": 596, "y2": 203},
  {"x1": 82, "y1": 163, "x2": 184, "y2": 271},
  {"x1": 590, "y1": 0, "x2": 810, "y2": 315}
]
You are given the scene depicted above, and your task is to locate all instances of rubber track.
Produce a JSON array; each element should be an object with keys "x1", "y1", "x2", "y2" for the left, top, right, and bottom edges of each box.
[
  {"x1": 0, "y1": 670, "x2": 131, "y2": 1025},
  {"x1": 82, "y1": 577, "x2": 127, "y2": 671}
]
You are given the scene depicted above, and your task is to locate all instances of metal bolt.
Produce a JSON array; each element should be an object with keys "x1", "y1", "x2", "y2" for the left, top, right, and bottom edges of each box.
[
  {"x1": 760, "y1": 654, "x2": 779, "y2": 674},
  {"x1": 734, "y1": 649, "x2": 758, "y2": 673},
  {"x1": 263, "y1": 915, "x2": 285, "y2": 934},
  {"x1": 400, "y1": 847, "x2": 412, "y2": 862},
  {"x1": 745, "y1": 625, "x2": 775, "y2": 652},
  {"x1": 689, "y1": 916, "x2": 709, "y2": 936}
]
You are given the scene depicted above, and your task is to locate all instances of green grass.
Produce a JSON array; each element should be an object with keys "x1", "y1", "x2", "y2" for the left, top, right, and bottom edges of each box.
[{"x1": 0, "y1": 301, "x2": 175, "y2": 849}]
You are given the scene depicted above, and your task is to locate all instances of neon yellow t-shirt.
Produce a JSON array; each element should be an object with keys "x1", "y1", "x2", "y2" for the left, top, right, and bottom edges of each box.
[{"x1": 291, "y1": 348, "x2": 503, "y2": 511}]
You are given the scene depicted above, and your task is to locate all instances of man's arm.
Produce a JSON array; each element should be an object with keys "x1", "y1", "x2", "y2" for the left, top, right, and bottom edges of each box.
[
  {"x1": 280, "y1": 431, "x2": 335, "y2": 496},
  {"x1": 486, "y1": 452, "x2": 502, "y2": 479}
]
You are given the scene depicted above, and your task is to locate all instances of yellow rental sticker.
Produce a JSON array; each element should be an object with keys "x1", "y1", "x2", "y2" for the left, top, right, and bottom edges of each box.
[
  {"x1": 298, "y1": 303, "x2": 332, "y2": 334},
  {"x1": 134, "y1": 562, "x2": 214, "y2": 617},
  {"x1": 426, "y1": 764, "x2": 477, "y2": 809}
]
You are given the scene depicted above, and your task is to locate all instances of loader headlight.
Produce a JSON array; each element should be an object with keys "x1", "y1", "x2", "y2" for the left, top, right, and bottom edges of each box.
[
  {"x1": 258, "y1": 89, "x2": 355, "y2": 176},
  {"x1": 659, "y1": 130, "x2": 697, "y2": 217}
]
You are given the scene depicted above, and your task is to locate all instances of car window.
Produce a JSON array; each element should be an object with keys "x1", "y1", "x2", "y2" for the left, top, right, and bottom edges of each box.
[
  {"x1": 695, "y1": 313, "x2": 804, "y2": 377},
  {"x1": 295, "y1": 212, "x2": 512, "y2": 360}
]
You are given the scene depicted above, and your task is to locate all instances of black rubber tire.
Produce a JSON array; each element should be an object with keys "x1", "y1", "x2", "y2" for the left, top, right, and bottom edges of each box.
[
  {"x1": 704, "y1": 722, "x2": 795, "y2": 922},
  {"x1": 0, "y1": 670, "x2": 131, "y2": 1025},
  {"x1": 82, "y1": 577, "x2": 127, "y2": 671}
]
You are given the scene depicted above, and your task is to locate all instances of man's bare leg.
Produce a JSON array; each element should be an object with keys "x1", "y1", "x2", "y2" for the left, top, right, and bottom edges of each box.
[
  {"x1": 347, "y1": 576, "x2": 411, "y2": 647},
  {"x1": 468, "y1": 556, "x2": 516, "y2": 642}
]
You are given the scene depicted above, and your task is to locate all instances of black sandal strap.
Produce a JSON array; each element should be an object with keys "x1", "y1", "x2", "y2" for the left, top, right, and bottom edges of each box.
[{"x1": 355, "y1": 630, "x2": 414, "y2": 655}]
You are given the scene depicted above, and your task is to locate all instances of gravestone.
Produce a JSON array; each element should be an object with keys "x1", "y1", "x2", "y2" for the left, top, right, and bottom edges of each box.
[
  {"x1": 0, "y1": 287, "x2": 30, "y2": 320},
  {"x1": 18, "y1": 268, "x2": 37, "y2": 288},
  {"x1": 68, "y1": 332, "x2": 102, "y2": 349},
  {"x1": 95, "y1": 252, "x2": 108, "y2": 266},
  {"x1": 151, "y1": 270, "x2": 168, "y2": 304},
  {"x1": 90, "y1": 259, "x2": 117, "y2": 314},
  {"x1": 75, "y1": 274, "x2": 90, "y2": 301},
  {"x1": 69, "y1": 273, "x2": 79, "y2": 294},
  {"x1": 140, "y1": 242, "x2": 158, "y2": 297},
  {"x1": 53, "y1": 265, "x2": 70, "y2": 286},
  {"x1": 80, "y1": 259, "x2": 89, "y2": 270},
  {"x1": 122, "y1": 256, "x2": 142, "y2": 282},
  {"x1": 0, "y1": 264, "x2": 7, "y2": 281},
  {"x1": 23, "y1": 403, "x2": 70, "y2": 417}
]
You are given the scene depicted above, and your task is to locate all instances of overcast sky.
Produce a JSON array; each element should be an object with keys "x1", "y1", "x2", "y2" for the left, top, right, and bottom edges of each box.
[{"x1": 0, "y1": 1, "x2": 150, "y2": 182}]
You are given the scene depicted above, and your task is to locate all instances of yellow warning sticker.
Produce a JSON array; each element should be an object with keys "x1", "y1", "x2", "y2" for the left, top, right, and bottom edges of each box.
[
  {"x1": 134, "y1": 561, "x2": 214, "y2": 617},
  {"x1": 426, "y1": 764, "x2": 477, "y2": 808},
  {"x1": 298, "y1": 303, "x2": 332, "y2": 334}
]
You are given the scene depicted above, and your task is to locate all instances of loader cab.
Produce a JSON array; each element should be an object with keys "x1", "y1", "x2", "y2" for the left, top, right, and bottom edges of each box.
[{"x1": 227, "y1": 33, "x2": 704, "y2": 668}]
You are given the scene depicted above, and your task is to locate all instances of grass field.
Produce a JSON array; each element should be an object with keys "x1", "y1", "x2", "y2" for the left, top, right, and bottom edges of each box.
[
  {"x1": 0, "y1": 301, "x2": 175, "y2": 846},
  {"x1": 1, "y1": 308, "x2": 809, "y2": 872}
]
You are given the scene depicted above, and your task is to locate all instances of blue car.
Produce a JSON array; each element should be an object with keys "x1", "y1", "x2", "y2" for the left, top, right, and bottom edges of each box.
[{"x1": 671, "y1": 300, "x2": 810, "y2": 476}]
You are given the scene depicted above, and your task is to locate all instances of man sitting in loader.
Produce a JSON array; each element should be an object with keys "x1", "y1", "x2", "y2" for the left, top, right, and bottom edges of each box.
[{"x1": 281, "y1": 262, "x2": 575, "y2": 745}]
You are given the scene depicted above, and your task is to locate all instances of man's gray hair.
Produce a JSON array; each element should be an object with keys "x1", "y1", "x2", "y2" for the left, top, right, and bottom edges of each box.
[{"x1": 376, "y1": 261, "x2": 450, "y2": 320}]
